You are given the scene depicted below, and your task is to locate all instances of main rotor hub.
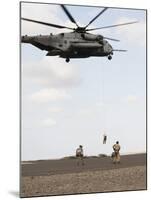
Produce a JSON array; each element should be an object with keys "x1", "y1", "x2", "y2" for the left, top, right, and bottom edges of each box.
[{"x1": 74, "y1": 27, "x2": 86, "y2": 33}]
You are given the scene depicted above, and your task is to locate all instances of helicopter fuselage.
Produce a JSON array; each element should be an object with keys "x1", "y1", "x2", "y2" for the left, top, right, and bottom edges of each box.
[{"x1": 22, "y1": 32, "x2": 113, "y2": 61}]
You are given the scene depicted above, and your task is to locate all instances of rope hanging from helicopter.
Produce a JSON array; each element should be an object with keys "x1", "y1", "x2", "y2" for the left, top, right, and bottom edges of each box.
[{"x1": 96, "y1": 63, "x2": 107, "y2": 145}]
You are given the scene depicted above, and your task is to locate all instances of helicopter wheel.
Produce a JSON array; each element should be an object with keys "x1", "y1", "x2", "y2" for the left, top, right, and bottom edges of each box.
[
  {"x1": 66, "y1": 58, "x2": 70, "y2": 63},
  {"x1": 108, "y1": 55, "x2": 112, "y2": 60}
]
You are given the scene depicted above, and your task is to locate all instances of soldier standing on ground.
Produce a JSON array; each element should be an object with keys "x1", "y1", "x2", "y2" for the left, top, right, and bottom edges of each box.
[
  {"x1": 112, "y1": 141, "x2": 121, "y2": 164},
  {"x1": 76, "y1": 145, "x2": 84, "y2": 166}
]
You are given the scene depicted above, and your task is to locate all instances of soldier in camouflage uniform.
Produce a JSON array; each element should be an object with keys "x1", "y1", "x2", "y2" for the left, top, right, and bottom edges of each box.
[{"x1": 112, "y1": 141, "x2": 121, "y2": 164}]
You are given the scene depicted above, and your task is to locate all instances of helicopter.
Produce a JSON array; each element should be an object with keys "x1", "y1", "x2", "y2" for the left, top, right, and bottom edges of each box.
[{"x1": 21, "y1": 4, "x2": 138, "y2": 62}]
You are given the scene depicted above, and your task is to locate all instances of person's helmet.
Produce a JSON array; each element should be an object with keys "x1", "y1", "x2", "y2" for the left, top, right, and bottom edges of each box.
[
  {"x1": 79, "y1": 145, "x2": 83, "y2": 148},
  {"x1": 116, "y1": 141, "x2": 119, "y2": 144}
]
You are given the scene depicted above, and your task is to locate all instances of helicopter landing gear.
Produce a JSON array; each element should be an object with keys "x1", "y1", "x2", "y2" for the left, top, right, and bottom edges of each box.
[
  {"x1": 108, "y1": 55, "x2": 112, "y2": 60},
  {"x1": 66, "y1": 57, "x2": 70, "y2": 63}
]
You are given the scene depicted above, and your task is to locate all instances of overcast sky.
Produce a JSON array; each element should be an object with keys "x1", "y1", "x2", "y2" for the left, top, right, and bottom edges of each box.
[{"x1": 21, "y1": 2, "x2": 146, "y2": 161}]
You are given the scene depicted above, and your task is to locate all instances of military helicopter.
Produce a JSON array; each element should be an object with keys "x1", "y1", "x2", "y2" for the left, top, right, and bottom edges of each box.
[{"x1": 21, "y1": 4, "x2": 138, "y2": 62}]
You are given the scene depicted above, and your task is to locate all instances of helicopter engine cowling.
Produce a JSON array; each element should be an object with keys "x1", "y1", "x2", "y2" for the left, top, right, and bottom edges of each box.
[{"x1": 81, "y1": 33, "x2": 103, "y2": 41}]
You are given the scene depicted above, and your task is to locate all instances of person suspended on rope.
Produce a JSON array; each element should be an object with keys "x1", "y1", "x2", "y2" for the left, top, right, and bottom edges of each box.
[
  {"x1": 103, "y1": 133, "x2": 107, "y2": 144},
  {"x1": 76, "y1": 145, "x2": 84, "y2": 166},
  {"x1": 112, "y1": 141, "x2": 121, "y2": 164}
]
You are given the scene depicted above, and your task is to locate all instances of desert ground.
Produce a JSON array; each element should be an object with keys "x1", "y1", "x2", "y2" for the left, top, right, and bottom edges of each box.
[{"x1": 20, "y1": 153, "x2": 147, "y2": 197}]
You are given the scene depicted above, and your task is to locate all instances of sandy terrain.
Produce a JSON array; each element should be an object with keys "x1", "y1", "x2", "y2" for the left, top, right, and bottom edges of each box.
[{"x1": 20, "y1": 154, "x2": 147, "y2": 197}]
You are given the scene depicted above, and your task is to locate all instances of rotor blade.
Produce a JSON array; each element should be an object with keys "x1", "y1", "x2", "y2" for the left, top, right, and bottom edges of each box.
[
  {"x1": 61, "y1": 5, "x2": 78, "y2": 27},
  {"x1": 113, "y1": 49, "x2": 127, "y2": 52},
  {"x1": 21, "y1": 18, "x2": 74, "y2": 30},
  {"x1": 86, "y1": 21, "x2": 138, "y2": 31},
  {"x1": 85, "y1": 7, "x2": 108, "y2": 29},
  {"x1": 104, "y1": 37, "x2": 120, "y2": 42}
]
